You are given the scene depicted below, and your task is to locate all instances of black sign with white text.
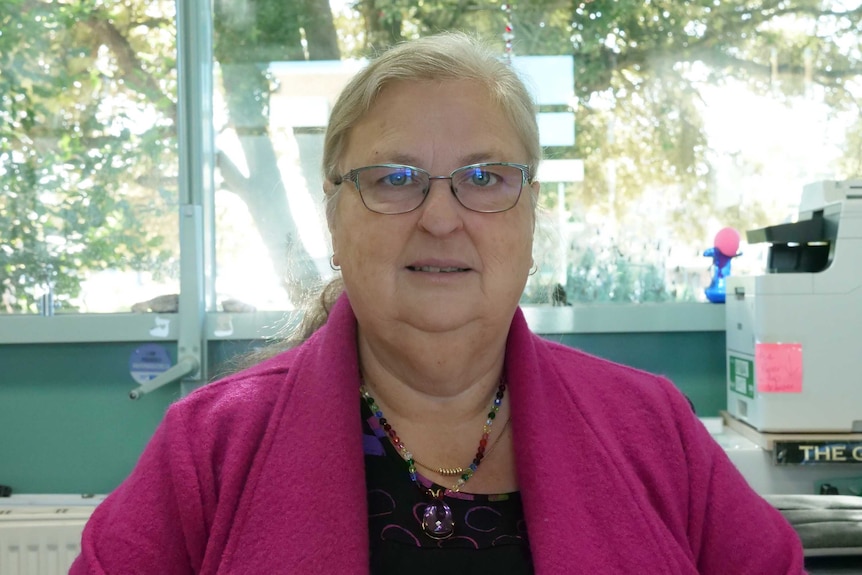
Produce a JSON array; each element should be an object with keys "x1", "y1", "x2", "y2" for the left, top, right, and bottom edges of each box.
[{"x1": 773, "y1": 441, "x2": 862, "y2": 465}]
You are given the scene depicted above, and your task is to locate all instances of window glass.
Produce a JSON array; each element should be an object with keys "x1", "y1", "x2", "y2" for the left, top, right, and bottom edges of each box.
[
  {"x1": 211, "y1": 0, "x2": 862, "y2": 310},
  {"x1": 0, "y1": 1, "x2": 179, "y2": 314},
  {"x1": 211, "y1": 2, "x2": 345, "y2": 311},
  {"x1": 6, "y1": 1, "x2": 859, "y2": 314}
]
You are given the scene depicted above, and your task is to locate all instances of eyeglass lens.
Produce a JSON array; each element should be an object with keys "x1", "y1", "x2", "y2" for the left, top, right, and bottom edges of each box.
[{"x1": 352, "y1": 164, "x2": 524, "y2": 214}]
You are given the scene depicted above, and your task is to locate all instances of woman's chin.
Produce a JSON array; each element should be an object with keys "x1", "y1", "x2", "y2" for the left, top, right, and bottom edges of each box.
[{"x1": 395, "y1": 301, "x2": 481, "y2": 334}]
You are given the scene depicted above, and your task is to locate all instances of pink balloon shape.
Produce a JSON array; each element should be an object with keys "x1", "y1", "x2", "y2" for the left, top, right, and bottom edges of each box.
[{"x1": 714, "y1": 227, "x2": 740, "y2": 257}]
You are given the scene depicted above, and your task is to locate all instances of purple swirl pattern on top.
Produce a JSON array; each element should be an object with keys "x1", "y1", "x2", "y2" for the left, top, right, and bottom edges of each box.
[
  {"x1": 380, "y1": 524, "x2": 422, "y2": 547},
  {"x1": 362, "y1": 404, "x2": 528, "y2": 550},
  {"x1": 464, "y1": 506, "x2": 502, "y2": 532}
]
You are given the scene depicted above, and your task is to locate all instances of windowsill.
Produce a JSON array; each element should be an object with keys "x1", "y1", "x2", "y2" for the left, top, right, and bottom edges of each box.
[
  {"x1": 0, "y1": 302, "x2": 726, "y2": 345},
  {"x1": 0, "y1": 311, "x2": 301, "y2": 344},
  {"x1": 0, "y1": 313, "x2": 182, "y2": 344},
  {"x1": 522, "y1": 302, "x2": 726, "y2": 333}
]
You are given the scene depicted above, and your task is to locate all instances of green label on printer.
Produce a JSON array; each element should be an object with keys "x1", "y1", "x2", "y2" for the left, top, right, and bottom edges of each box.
[{"x1": 729, "y1": 355, "x2": 754, "y2": 398}]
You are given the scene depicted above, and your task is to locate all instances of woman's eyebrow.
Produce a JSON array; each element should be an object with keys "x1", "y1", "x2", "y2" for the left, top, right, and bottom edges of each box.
[
  {"x1": 460, "y1": 152, "x2": 500, "y2": 165},
  {"x1": 374, "y1": 151, "x2": 503, "y2": 168},
  {"x1": 385, "y1": 153, "x2": 423, "y2": 166}
]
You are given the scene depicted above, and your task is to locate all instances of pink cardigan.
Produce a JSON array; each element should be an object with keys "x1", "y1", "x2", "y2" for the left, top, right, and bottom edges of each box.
[{"x1": 72, "y1": 295, "x2": 805, "y2": 574}]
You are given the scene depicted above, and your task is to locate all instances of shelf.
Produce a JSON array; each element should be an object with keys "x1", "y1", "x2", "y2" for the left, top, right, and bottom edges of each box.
[{"x1": 721, "y1": 412, "x2": 862, "y2": 466}]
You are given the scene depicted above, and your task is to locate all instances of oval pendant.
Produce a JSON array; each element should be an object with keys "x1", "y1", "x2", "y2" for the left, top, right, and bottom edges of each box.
[{"x1": 421, "y1": 499, "x2": 455, "y2": 539}]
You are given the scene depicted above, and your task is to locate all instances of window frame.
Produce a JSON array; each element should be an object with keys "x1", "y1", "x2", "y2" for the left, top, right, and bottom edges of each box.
[{"x1": 0, "y1": 0, "x2": 725, "y2": 373}]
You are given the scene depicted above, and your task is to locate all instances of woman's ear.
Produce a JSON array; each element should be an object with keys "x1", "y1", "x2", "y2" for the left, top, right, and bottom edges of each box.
[
  {"x1": 326, "y1": 185, "x2": 340, "y2": 266},
  {"x1": 530, "y1": 180, "x2": 540, "y2": 233},
  {"x1": 328, "y1": 227, "x2": 339, "y2": 269},
  {"x1": 324, "y1": 181, "x2": 339, "y2": 234}
]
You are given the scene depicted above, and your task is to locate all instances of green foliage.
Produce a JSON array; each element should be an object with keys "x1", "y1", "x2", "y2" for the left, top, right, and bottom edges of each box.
[
  {"x1": 348, "y1": 0, "x2": 862, "y2": 254},
  {"x1": 522, "y1": 246, "x2": 685, "y2": 304},
  {"x1": 839, "y1": 117, "x2": 862, "y2": 176},
  {"x1": 0, "y1": 1, "x2": 178, "y2": 312},
  {"x1": 3, "y1": 0, "x2": 861, "y2": 311}
]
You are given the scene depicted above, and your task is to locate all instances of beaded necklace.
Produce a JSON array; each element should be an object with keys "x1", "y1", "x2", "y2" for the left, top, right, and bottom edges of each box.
[
  {"x1": 360, "y1": 378, "x2": 506, "y2": 539},
  {"x1": 412, "y1": 415, "x2": 511, "y2": 477}
]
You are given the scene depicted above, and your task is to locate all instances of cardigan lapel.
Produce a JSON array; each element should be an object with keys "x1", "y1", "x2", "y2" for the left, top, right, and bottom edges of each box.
[
  {"x1": 505, "y1": 310, "x2": 683, "y2": 575},
  {"x1": 224, "y1": 300, "x2": 684, "y2": 573},
  {"x1": 220, "y1": 295, "x2": 370, "y2": 573}
]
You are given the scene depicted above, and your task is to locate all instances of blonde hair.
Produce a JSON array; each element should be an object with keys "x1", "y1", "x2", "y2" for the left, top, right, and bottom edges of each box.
[
  {"x1": 322, "y1": 31, "x2": 541, "y2": 222},
  {"x1": 239, "y1": 33, "x2": 542, "y2": 367}
]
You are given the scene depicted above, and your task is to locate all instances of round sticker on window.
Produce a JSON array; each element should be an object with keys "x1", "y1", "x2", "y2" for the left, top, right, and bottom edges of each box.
[{"x1": 129, "y1": 344, "x2": 172, "y2": 385}]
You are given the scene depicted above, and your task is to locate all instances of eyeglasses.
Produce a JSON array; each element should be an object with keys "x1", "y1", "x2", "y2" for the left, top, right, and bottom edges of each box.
[{"x1": 334, "y1": 162, "x2": 531, "y2": 215}]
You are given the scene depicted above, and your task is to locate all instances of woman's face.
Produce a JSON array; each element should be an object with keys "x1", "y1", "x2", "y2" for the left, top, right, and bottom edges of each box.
[{"x1": 330, "y1": 79, "x2": 537, "y2": 335}]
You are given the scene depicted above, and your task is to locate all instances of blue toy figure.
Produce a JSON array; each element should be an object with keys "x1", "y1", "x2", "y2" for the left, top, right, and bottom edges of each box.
[{"x1": 703, "y1": 227, "x2": 741, "y2": 303}]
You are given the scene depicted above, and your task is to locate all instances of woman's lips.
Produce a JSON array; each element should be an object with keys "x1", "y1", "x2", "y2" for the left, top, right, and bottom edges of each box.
[{"x1": 407, "y1": 265, "x2": 470, "y2": 272}]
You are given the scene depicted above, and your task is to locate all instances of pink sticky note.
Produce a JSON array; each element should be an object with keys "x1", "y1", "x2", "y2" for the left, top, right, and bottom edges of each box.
[{"x1": 755, "y1": 342, "x2": 803, "y2": 393}]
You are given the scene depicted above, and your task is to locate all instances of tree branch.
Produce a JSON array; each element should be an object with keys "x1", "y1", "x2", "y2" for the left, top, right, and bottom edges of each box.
[
  {"x1": 215, "y1": 149, "x2": 252, "y2": 203},
  {"x1": 85, "y1": 14, "x2": 174, "y2": 120}
]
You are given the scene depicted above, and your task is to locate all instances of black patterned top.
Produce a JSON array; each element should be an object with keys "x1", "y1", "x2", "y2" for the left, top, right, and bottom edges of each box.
[{"x1": 362, "y1": 400, "x2": 534, "y2": 574}]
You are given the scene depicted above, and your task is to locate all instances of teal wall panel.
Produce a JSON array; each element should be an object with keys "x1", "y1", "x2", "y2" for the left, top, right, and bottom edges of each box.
[
  {"x1": 0, "y1": 343, "x2": 180, "y2": 495},
  {"x1": 0, "y1": 331, "x2": 727, "y2": 494},
  {"x1": 544, "y1": 331, "x2": 727, "y2": 417}
]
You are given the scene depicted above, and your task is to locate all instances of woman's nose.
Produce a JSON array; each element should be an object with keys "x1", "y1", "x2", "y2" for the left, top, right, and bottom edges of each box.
[{"x1": 416, "y1": 179, "x2": 465, "y2": 236}]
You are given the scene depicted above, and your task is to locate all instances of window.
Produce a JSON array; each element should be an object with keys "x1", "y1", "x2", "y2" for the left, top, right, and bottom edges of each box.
[
  {"x1": 3, "y1": 0, "x2": 861, "y2": 315},
  {"x1": 209, "y1": 0, "x2": 862, "y2": 309},
  {"x1": 1, "y1": 1, "x2": 179, "y2": 314}
]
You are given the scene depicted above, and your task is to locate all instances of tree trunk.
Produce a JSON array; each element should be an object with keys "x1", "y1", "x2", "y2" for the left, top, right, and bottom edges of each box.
[
  {"x1": 300, "y1": 0, "x2": 340, "y2": 59},
  {"x1": 214, "y1": 0, "x2": 341, "y2": 305}
]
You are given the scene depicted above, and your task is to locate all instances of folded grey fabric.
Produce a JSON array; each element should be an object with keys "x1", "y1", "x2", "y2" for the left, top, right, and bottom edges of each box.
[{"x1": 763, "y1": 495, "x2": 862, "y2": 551}]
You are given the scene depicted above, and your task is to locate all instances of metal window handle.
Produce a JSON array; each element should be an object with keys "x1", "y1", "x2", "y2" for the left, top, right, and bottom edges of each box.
[
  {"x1": 129, "y1": 357, "x2": 200, "y2": 400},
  {"x1": 128, "y1": 203, "x2": 206, "y2": 401}
]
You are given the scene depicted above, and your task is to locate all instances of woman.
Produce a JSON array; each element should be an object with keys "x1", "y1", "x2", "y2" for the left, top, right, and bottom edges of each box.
[{"x1": 72, "y1": 33, "x2": 805, "y2": 574}]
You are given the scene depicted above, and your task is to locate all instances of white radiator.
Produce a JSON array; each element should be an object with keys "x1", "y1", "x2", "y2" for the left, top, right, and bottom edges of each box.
[{"x1": 0, "y1": 496, "x2": 100, "y2": 575}]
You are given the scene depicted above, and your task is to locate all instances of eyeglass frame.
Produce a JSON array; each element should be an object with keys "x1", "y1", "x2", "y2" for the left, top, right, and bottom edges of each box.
[{"x1": 333, "y1": 161, "x2": 532, "y2": 215}]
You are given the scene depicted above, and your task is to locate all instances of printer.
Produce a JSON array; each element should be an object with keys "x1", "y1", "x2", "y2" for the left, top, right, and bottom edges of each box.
[{"x1": 725, "y1": 180, "x2": 862, "y2": 432}]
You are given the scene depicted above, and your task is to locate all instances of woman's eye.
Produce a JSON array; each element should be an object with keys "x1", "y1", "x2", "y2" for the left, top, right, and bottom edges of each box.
[
  {"x1": 470, "y1": 170, "x2": 497, "y2": 186},
  {"x1": 384, "y1": 170, "x2": 414, "y2": 185}
]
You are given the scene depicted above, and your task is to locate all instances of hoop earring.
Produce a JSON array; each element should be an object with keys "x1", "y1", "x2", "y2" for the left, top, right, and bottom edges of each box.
[
  {"x1": 529, "y1": 263, "x2": 538, "y2": 276},
  {"x1": 329, "y1": 255, "x2": 341, "y2": 271}
]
